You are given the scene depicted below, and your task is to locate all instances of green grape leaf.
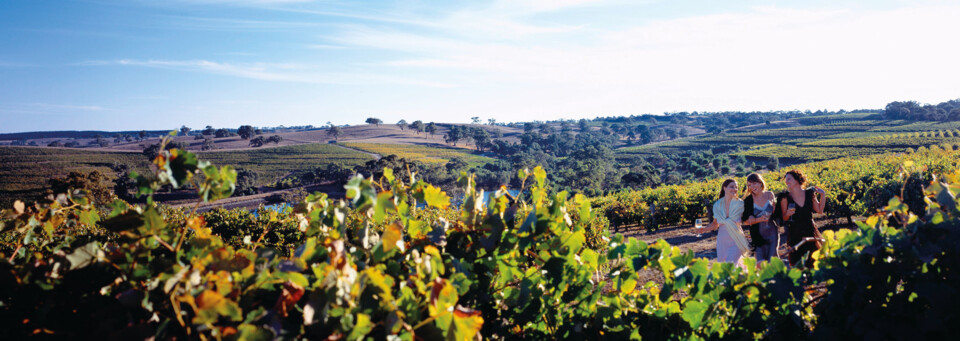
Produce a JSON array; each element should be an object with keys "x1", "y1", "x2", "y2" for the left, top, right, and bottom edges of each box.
[
  {"x1": 681, "y1": 300, "x2": 709, "y2": 329},
  {"x1": 346, "y1": 313, "x2": 374, "y2": 340},
  {"x1": 430, "y1": 279, "x2": 458, "y2": 331}
]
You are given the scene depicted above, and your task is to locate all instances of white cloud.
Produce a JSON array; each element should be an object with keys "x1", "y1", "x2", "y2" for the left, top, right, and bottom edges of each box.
[
  {"x1": 83, "y1": 59, "x2": 454, "y2": 87},
  {"x1": 335, "y1": 3, "x2": 960, "y2": 115}
]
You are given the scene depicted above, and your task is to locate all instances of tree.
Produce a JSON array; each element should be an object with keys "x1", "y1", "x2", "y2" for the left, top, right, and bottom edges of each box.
[
  {"x1": 579, "y1": 119, "x2": 589, "y2": 132},
  {"x1": 471, "y1": 117, "x2": 481, "y2": 124},
  {"x1": 471, "y1": 127, "x2": 491, "y2": 152},
  {"x1": 201, "y1": 138, "x2": 216, "y2": 151},
  {"x1": 138, "y1": 130, "x2": 147, "y2": 141},
  {"x1": 203, "y1": 125, "x2": 216, "y2": 135},
  {"x1": 93, "y1": 135, "x2": 109, "y2": 147},
  {"x1": 366, "y1": 117, "x2": 382, "y2": 126},
  {"x1": 444, "y1": 125, "x2": 467, "y2": 146},
  {"x1": 47, "y1": 170, "x2": 114, "y2": 205},
  {"x1": 409, "y1": 120, "x2": 425, "y2": 135},
  {"x1": 215, "y1": 128, "x2": 230, "y2": 138},
  {"x1": 766, "y1": 156, "x2": 779, "y2": 171},
  {"x1": 267, "y1": 135, "x2": 283, "y2": 144},
  {"x1": 487, "y1": 118, "x2": 496, "y2": 125},
  {"x1": 445, "y1": 157, "x2": 469, "y2": 172},
  {"x1": 237, "y1": 125, "x2": 256, "y2": 139},
  {"x1": 111, "y1": 163, "x2": 135, "y2": 201},
  {"x1": 425, "y1": 122, "x2": 437, "y2": 138},
  {"x1": 523, "y1": 123, "x2": 535, "y2": 133},
  {"x1": 234, "y1": 168, "x2": 259, "y2": 196},
  {"x1": 397, "y1": 120, "x2": 407, "y2": 131},
  {"x1": 249, "y1": 136, "x2": 265, "y2": 147},
  {"x1": 180, "y1": 125, "x2": 191, "y2": 136},
  {"x1": 538, "y1": 122, "x2": 553, "y2": 135},
  {"x1": 327, "y1": 126, "x2": 343, "y2": 141}
]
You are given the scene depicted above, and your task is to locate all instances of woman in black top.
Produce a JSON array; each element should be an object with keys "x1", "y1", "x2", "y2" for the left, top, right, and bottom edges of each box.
[{"x1": 779, "y1": 169, "x2": 827, "y2": 268}]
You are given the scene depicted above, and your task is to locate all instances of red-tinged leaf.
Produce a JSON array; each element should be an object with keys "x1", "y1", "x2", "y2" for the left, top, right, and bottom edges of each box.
[
  {"x1": 274, "y1": 281, "x2": 305, "y2": 318},
  {"x1": 448, "y1": 305, "x2": 483, "y2": 341}
]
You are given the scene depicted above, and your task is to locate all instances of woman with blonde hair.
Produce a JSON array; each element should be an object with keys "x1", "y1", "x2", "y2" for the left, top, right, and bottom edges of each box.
[
  {"x1": 704, "y1": 179, "x2": 750, "y2": 267},
  {"x1": 741, "y1": 173, "x2": 778, "y2": 262}
]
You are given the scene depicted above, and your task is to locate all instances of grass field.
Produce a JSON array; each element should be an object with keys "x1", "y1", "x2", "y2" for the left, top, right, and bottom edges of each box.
[
  {"x1": 340, "y1": 142, "x2": 497, "y2": 166},
  {"x1": 0, "y1": 144, "x2": 373, "y2": 206}
]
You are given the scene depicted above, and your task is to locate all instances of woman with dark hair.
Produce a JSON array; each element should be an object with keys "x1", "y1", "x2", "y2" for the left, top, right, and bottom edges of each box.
[
  {"x1": 741, "y1": 173, "x2": 778, "y2": 262},
  {"x1": 704, "y1": 179, "x2": 750, "y2": 268},
  {"x1": 778, "y1": 169, "x2": 827, "y2": 268}
]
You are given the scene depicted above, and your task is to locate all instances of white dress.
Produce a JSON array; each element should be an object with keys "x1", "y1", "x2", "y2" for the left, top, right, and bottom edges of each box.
[{"x1": 713, "y1": 198, "x2": 747, "y2": 266}]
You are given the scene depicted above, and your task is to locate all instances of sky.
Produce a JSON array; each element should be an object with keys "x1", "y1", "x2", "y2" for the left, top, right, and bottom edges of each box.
[{"x1": 1, "y1": 0, "x2": 959, "y2": 133}]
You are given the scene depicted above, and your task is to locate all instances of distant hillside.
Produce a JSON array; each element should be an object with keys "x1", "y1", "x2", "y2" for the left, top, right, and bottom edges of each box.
[{"x1": 0, "y1": 130, "x2": 172, "y2": 140}]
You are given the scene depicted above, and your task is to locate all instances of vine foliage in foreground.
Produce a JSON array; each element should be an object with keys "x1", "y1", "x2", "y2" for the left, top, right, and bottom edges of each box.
[{"x1": 1, "y1": 138, "x2": 959, "y2": 339}]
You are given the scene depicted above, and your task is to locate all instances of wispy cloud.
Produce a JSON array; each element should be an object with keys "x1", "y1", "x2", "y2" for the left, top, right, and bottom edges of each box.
[
  {"x1": 332, "y1": 3, "x2": 960, "y2": 112},
  {"x1": 306, "y1": 44, "x2": 347, "y2": 50},
  {"x1": 80, "y1": 59, "x2": 454, "y2": 87},
  {"x1": 28, "y1": 103, "x2": 105, "y2": 111},
  {"x1": 150, "y1": 14, "x2": 329, "y2": 31},
  {"x1": 164, "y1": 0, "x2": 314, "y2": 5},
  {"x1": 0, "y1": 103, "x2": 107, "y2": 117},
  {"x1": 0, "y1": 61, "x2": 32, "y2": 67}
]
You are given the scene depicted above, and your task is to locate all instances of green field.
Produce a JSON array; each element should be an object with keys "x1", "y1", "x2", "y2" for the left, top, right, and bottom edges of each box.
[
  {"x1": 0, "y1": 144, "x2": 373, "y2": 205},
  {"x1": 617, "y1": 115, "x2": 960, "y2": 164},
  {"x1": 340, "y1": 142, "x2": 497, "y2": 166}
]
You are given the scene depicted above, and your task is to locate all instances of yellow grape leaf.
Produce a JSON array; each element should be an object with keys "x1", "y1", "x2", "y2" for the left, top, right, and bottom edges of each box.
[
  {"x1": 621, "y1": 277, "x2": 638, "y2": 295},
  {"x1": 423, "y1": 185, "x2": 450, "y2": 209},
  {"x1": 448, "y1": 305, "x2": 484, "y2": 341},
  {"x1": 194, "y1": 290, "x2": 242, "y2": 324},
  {"x1": 382, "y1": 222, "x2": 404, "y2": 253},
  {"x1": 533, "y1": 166, "x2": 546, "y2": 188}
]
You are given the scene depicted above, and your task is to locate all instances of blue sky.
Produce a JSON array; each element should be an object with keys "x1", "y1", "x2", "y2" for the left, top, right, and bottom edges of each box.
[{"x1": 1, "y1": 0, "x2": 959, "y2": 133}]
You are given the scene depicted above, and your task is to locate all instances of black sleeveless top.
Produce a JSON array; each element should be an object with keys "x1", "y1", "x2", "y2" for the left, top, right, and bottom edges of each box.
[{"x1": 783, "y1": 188, "x2": 817, "y2": 246}]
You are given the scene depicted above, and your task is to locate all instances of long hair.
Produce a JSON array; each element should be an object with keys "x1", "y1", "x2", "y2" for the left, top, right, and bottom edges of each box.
[
  {"x1": 742, "y1": 173, "x2": 766, "y2": 199},
  {"x1": 718, "y1": 178, "x2": 737, "y2": 200}
]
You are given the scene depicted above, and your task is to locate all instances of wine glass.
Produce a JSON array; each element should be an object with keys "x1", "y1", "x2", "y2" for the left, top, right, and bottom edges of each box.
[
  {"x1": 694, "y1": 218, "x2": 704, "y2": 237},
  {"x1": 787, "y1": 203, "x2": 796, "y2": 221}
]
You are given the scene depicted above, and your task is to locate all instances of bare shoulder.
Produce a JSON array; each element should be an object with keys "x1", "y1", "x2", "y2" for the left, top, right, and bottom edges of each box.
[{"x1": 764, "y1": 191, "x2": 775, "y2": 202}]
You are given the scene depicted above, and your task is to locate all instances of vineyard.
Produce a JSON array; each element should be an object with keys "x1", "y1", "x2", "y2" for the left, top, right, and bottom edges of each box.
[
  {"x1": 1, "y1": 139, "x2": 959, "y2": 339},
  {"x1": 0, "y1": 144, "x2": 373, "y2": 207},
  {"x1": 340, "y1": 142, "x2": 496, "y2": 166},
  {"x1": 598, "y1": 147, "x2": 960, "y2": 231}
]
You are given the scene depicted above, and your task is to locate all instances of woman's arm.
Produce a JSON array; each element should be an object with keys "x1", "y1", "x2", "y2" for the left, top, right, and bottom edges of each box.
[
  {"x1": 814, "y1": 188, "x2": 826, "y2": 214},
  {"x1": 707, "y1": 219, "x2": 719, "y2": 231},
  {"x1": 780, "y1": 197, "x2": 793, "y2": 221}
]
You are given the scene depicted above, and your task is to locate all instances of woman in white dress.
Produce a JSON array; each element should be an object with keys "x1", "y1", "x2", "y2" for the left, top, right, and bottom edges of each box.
[{"x1": 704, "y1": 179, "x2": 750, "y2": 268}]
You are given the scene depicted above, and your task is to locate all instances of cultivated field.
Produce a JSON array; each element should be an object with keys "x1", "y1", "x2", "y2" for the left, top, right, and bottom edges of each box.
[{"x1": 340, "y1": 142, "x2": 497, "y2": 166}]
